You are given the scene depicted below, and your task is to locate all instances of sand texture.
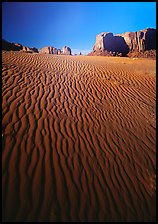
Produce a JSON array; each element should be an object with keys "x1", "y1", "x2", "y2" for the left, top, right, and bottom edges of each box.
[{"x1": 2, "y1": 51, "x2": 156, "y2": 222}]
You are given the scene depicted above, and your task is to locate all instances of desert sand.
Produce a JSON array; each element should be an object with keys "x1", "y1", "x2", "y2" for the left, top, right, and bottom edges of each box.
[{"x1": 2, "y1": 51, "x2": 156, "y2": 222}]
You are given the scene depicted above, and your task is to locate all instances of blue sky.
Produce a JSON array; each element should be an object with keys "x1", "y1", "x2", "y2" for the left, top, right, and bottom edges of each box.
[{"x1": 2, "y1": 2, "x2": 156, "y2": 55}]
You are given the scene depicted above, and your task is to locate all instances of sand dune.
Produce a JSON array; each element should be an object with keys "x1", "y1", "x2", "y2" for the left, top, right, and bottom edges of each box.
[{"x1": 2, "y1": 51, "x2": 156, "y2": 222}]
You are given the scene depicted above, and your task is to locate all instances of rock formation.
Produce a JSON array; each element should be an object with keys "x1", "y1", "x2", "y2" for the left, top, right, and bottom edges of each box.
[
  {"x1": 62, "y1": 46, "x2": 71, "y2": 55},
  {"x1": 117, "y1": 28, "x2": 156, "y2": 52},
  {"x1": 2, "y1": 39, "x2": 38, "y2": 53},
  {"x1": 39, "y1": 46, "x2": 61, "y2": 54},
  {"x1": 2, "y1": 39, "x2": 73, "y2": 56},
  {"x1": 21, "y1": 46, "x2": 38, "y2": 53},
  {"x1": 127, "y1": 49, "x2": 156, "y2": 59},
  {"x1": 92, "y1": 28, "x2": 156, "y2": 56},
  {"x1": 57, "y1": 49, "x2": 61, "y2": 55},
  {"x1": 2, "y1": 39, "x2": 22, "y2": 51},
  {"x1": 93, "y1": 32, "x2": 129, "y2": 55},
  {"x1": 52, "y1": 47, "x2": 58, "y2": 54},
  {"x1": 30, "y1": 47, "x2": 39, "y2": 53},
  {"x1": 14, "y1": 43, "x2": 23, "y2": 49},
  {"x1": 39, "y1": 46, "x2": 54, "y2": 54},
  {"x1": 22, "y1": 46, "x2": 30, "y2": 52}
]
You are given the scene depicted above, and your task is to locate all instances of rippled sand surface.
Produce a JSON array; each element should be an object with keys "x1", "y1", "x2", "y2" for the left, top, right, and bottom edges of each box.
[{"x1": 2, "y1": 51, "x2": 156, "y2": 221}]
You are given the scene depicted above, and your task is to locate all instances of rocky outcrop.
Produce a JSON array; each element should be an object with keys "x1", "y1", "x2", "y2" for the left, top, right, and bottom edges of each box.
[
  {"x1": 22, "y1": 46, "x2": 31, "y2": 52},
  {"x1": 39, "y1": 46, "x2": 54, "y2": 54},
  {"x1": 22, "y1": 46, "x2": 38, "y2": 53},
  {"x1": 117, "y1": 28, "x2": 156, "y2": 52},
  {"x1": 39, "y1": 46, "x2": 61, "y2": 54},
  {"x1": 21, "y1": 46, "x2": 38, "y2": 53},
  {"x1": 93, "y1": 32, "x2": 110, "y2": 51},
  {"x1": 14, "y1": 43, "x2": 23, "y2": 49},
  {"x1": 2, "y1": 39, "x2": 22, "y2": 51},
  {"x1": 127, "y1": 49, "x2": 156, "y2": 59},
  {"x1": 57, "y1": 49, "x2": 61, "y2": 55},
  {"x1": 92, "y1": 28, "x2": 156, "y2": 56},
  {"x1": 52, "y1": 47, "x2": 58, "y2": 54},
  {"x1": 93, "y1": 32, "x2": 129, "y2": 55},
  {"x1": 2, "y1": 39, "x2": 38, "y2": 53},
  {"x1": 88, "y1": 50, "x2": 122, "y2": 57},
  {"x1": 62, "y1": 46, "x2": 71, "y2": 55},
  {"x1": 30, "y1": 47, "x2": 39, "y2": 53},
  {"x1": 2, "y1": 39, "x2": 72, "y2": 56}
]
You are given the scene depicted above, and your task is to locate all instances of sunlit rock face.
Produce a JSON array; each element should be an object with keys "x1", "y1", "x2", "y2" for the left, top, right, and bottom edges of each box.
[
  {"x1": 52, "y1": 47, "x2": 58, "y2": 54},
  {"x1": 39, "y1": 46, "x2": 60, "y2": 54},
  {"x1": 39, "y1": 46, "x2": 54, "y2": 54},
  {"x1": 62, "y1": 46, "x2": 71, "y2": 55},
  {"x1": 117, "y1": 28, "x2": 156, "y2": 52},
  {"x1": 93, "y1": 28, "x2": 156, "y2": 56},
  {"x1": 22, "y1": 46, "x2": 38, "y2": 53},
  {"x1": 57, "y1": 49, "x2": 62, "y2": 55}
]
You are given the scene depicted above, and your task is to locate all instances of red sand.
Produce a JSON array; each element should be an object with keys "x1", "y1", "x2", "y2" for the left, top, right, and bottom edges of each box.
[{"x1": 2, "y1": 51, "x2": 156, "y2": 221}]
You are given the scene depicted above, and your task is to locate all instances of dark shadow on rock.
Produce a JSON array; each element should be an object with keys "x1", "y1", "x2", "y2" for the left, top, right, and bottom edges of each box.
[
  {"x1": 2, "y1": 39, "x2": 22, "y2": 51},
  {"x1": 144, "y1": 29, "x2": 156, "y2": 50},
  {"x1": 114, "y1": 36, "x2": 129, "y2": 55},
  {"x1": 103, "y1": 34, "x2": 129, "y2": 56}
]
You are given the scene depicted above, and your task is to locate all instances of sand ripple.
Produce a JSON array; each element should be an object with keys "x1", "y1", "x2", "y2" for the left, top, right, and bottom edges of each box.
[{"x1": 2, "y1": 51, "x2": 156, "y2": 221}]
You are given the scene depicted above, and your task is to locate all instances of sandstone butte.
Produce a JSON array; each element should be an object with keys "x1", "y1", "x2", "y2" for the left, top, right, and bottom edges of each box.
[
  {"x1": 2, "y1": 28, "x2": 156, "y2": 57},
  {"x1": 2, "y1": 39, "x2": 72, "y2": 55},
  {"x1": 91, "y1": 28, "x2": 156, "y2": 56}
]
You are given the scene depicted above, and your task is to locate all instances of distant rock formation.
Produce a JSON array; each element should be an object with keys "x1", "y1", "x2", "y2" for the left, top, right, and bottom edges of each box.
[
  {"x1": 39, "y1": 46, "x2": 62, "y2": 54},
  {"x1": 30, "y1": 47, "x2": 39, "y2": 53},
  {"x1": 2, "y1": 39, "x2": 22, "y2": 51},
  {"x1": 39, "y1": 46, "x2": 54, "y2": 54},
  {"x1": 15, "y1": 43, "x2": 23, "y2": 49},
  {"x1": 62, "y1": 46, "x2": 71, "y2": 55},
  {"x1": 92, "y1": 28, "x2": 156, "y2": 56},
  {"x1": 2, "y1": 39, "x2": 38, "y2": 53},
  {"x1": 57, "y1": 49, "x2": 61, "y2": 55},
  {"x1": 22, "y1": 46, "x2": 38, "y2": 53},
  {"x1": 52, "y1": 47, "x2": 58, "y2": 54},
  {"x1": 2, "y1": 39, "x2": 73, "y2": 56},
  {"x1": 22, "y1": 46, "x2": 31, "y2": 52}
]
